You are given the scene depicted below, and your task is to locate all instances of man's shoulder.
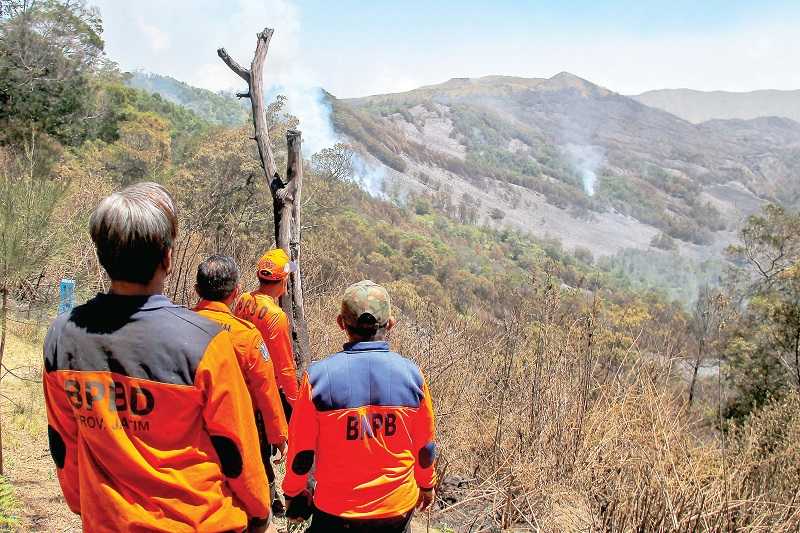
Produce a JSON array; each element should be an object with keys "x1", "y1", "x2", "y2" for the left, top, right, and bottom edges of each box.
[
  {"x1": 45, "y1": 297, "x2": 226, "y2": 383},
  {"x1": 381, "y1": 351, "x2": 424, "y2": 385},
  {"x1": 199, "y1": 306, "x2": 258, "y2": 333},
  {"x1": 307, "y1": 349, "x2": 424, "y2": 403},
  {"x1": 224, "y1": 315, "x2": 264, "y2": 345},
  {"x1": 236, "y1": 291, "x2": 255, "y2": 305},
  {"x1": 307, "y1": 350, "x2": 425, "y2": 411},
  {"x1": 229, "y1": 313, "x2": 260, "y2": 332},
  {"x1": 234, "y1": 292, "x2": 284, "y2": 320}
]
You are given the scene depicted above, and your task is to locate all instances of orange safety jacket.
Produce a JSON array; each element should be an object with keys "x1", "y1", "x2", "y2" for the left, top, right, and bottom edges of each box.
[
  {"x1": 43, "y1": 294, "x2": 270, "y2": 532},
  {"x1": 282, "y1": 341, "x2": 437, "y2": 519},
  {"x1": 233, "y1": 292, "x2": 299, "y2": 404},
  {"x1": 194, "y1": 300, "x2": 288, "y2": 446}
]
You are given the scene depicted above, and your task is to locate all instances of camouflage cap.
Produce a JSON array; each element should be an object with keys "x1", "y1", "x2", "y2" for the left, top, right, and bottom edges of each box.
[{"x1": 340, "y1": 280, "x2": 392, "y2": 328}]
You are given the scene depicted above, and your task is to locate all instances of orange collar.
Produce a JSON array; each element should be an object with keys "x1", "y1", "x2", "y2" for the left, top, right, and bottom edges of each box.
[
  {"x1": 193, "y1": 299, "x2": 233, "y2": 315},
  {"x1": 251, "y1": 291, "x2": 279, "y2": 304}
]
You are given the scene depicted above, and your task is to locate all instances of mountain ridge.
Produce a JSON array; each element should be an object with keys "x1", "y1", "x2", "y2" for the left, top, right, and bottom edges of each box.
[
  {"x1": 632, "y1": 87, "x2": 800, "y2": 124},
  {"x1": 333, "y1": 72, "x2": 799, "y2": 256},
  {"x1": 124, "y1": 71, "x2": 800, "y2": 261},
  {"x1": 346, "y1": 71, "x2": 613, "y2": 103}
]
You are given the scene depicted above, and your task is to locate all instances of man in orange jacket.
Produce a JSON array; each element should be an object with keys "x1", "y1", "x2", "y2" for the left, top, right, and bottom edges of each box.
[
  {"x1": 283, "y1": 280, "x2": 438, "y2": 533},
  {"x1": 193, "y1": 254, "x2": 289, "y2": 514},
  {"x1": 234, "y1": 248, "x2": 300, "y2": 515},
  {"x1": 43, "y1": 182, "x2": 271, "y2": 532},
  {"x1": 234, "y1": 248, "x2": 299, "y2": 414}
]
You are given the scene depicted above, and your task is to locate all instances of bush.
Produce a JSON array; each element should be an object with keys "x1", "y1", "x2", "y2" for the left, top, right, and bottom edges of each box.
[
  {"x1": 650, "y1": 232, "x2": 677, "y2": 251},
  {"x1": 0, "y1": 476, "x2": 18, "y2": 529}
]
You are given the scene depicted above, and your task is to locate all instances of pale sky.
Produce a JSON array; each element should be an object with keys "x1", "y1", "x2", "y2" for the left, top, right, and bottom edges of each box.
[{"x1": 91, "y1": 0, "x2": 800, "y2": 98}]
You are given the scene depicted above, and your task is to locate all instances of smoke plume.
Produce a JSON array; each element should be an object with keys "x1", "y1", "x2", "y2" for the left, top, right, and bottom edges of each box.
[{"x1": 564, "y1": 144, "x2": 605, "y2": 196}]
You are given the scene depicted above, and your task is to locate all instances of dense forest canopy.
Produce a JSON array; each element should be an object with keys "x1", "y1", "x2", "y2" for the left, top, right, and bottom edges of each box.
[{"x1": 1, "y1": 2, "x2": 799, "y2": 530}]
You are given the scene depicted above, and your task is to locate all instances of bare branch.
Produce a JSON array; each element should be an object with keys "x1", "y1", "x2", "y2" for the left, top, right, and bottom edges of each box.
[{"x1": 216, "y1": 47, "x2": 250, "y2": 82}]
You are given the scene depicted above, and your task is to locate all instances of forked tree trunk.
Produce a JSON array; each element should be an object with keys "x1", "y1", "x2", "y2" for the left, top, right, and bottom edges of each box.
[{"x1": 218, "y1": 28, "x2": 311, "y2": 373}]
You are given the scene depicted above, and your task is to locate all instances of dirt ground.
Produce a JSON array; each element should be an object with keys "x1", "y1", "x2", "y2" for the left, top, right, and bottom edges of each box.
[{"x1": 2, "y1": 326, "x2": 82, "y2": 532}]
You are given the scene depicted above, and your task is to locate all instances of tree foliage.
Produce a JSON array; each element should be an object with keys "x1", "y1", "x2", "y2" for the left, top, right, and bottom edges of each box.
[
  {"x1": 0, "y1": 0, "x2": 104, "y2": 145},
  {"x1": 311, "y1": 142, "x2": 354, "y2": 182},
  {"x1": 0, "y1": 141, "x2": 65, "y2": 289},
  {"x1": 724, "y1": 205, "x2": 800, "y2": 420}
]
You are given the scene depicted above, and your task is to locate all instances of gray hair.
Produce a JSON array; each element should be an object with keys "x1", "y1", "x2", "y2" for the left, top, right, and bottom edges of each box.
[
  {"x1": 90, "y1": 182, "x2": 178, "y2": 284},
  {"x1": 196, "y1": 255, "x2": 239, "y2": 301}
]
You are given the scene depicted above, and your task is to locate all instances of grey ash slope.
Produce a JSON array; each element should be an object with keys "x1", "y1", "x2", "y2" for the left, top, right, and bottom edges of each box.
[{"x1": 330, "y1": 73, "x2": 800, "y2": 257}]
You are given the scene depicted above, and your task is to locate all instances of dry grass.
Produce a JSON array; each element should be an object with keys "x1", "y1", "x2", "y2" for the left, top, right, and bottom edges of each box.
[
  {"x1": 349, "y1": 281, "x2": 800, "y2": 532},
  {"x1": 3, "y1": 252, "x2": 799, "y2": 532},
  {"x1": 0, "y1": 321, "x2": 81, "y2": 532}
]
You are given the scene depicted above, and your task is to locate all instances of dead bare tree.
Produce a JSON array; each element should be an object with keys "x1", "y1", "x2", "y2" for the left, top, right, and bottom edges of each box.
[
  {"x1": 217, "y1": 28, "x2": 311, "y2": 371},
  {"x1": 687, "y1": 285, "x2": 729, "y2": 407}
]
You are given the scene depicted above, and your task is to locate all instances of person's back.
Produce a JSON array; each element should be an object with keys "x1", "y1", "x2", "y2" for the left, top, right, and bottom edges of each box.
[
  {"x1": 45, "y1": 294, "x2": 267, "y2": 531},
  {"x1": 233, "y1": 249, "x2": 299, "y2": 517},
  {"x1": 194, "y1": 298, "x2": 288, "y2": 450},
  {"x1": 192, "y1": 254, "x2": 289, "y2": 528},
  {"x1": 233, "y1": 254, "x2": 299, "y2": 410},
  {"x1": 287, "y1": 342, "x2": 435, "y2": 517},
  {"x1": 43, "y1": 182, "x2": 270, "y2": 532},
  {"x1": 283, "y1": 281, "x2": 437, "y2": 533}
]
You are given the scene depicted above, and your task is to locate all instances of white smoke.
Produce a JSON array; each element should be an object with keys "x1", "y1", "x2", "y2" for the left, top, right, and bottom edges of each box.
[
  {"x1": 202, "y1": 0, "x2": 385, "y2": 197},
  {"x1": 564, "y1": 144, "x2": 605, "y2": 196},
  {"x1": 351, "y1": 155, "x2": 388, "y2": 199},
  {"x1": 264, "y1": 84, "x2": 339, "y2": 157}
]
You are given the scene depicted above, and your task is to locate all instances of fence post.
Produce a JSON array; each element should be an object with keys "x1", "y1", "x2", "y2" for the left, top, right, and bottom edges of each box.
[{"x1": 58, "y1": 279, "x2": 75, "y2": 315}]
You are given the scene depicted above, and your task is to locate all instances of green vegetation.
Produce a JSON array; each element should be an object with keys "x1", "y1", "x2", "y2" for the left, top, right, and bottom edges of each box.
[
  {"x1": 723, "y1": 205, "x2": 800, "y2": 422},
  {"x1": 330, "y1": 94, "x2": 408, "y2": 172},
  {"x1": 0, "y1": 476, "x2": 18, "y2": 530},
  {"x1": 125, "y1": 72, "x2": 249, "y2": 127},
  {"x1": 599, "y1": 248, "x2": 725, "y2": 304},
  {"x1": 596, "y1": 172, "x2": 723, "y2": 245},
  {"x1": 343, "y1": 79, "x2": 739, "y2": 246},
  {"x1": 0, "y1": 0, "x2": 104, "y2": 147}
]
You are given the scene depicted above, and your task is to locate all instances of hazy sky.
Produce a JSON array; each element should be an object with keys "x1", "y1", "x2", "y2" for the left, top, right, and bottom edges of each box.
[{"x1": 91, "y1": 0, "x2": 800, "y2": 98}]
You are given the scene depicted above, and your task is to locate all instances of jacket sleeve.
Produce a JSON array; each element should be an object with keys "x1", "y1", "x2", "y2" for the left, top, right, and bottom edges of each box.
[
  {"x1": 244, "y1": 330, "x2": 288, "y2": 444},
  {"x1": 412, "y1": 376, "x2": 437, "y2": 490},
  {"x1": 195, "y1": 331, "x2": 270, "y2": 519},
  {"x1": 43, "y1": 365, "x2": 81, "y2": 514},
  {"x1": 266, "y1": 311, "x2": 299, "y2": 403},
  {"x1": 281, "y1": 373, "x2": 318, "y2": 497}
]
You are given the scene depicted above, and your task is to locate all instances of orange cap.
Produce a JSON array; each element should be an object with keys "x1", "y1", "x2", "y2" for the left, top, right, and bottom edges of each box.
[{"x1": 257, "y1": 248, "x2": 294, "y2": 281}]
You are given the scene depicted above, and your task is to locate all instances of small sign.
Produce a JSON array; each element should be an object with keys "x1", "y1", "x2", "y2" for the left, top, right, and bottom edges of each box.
[{"x1": 58, "y1": 279, "x2": 76, "y2": 315}]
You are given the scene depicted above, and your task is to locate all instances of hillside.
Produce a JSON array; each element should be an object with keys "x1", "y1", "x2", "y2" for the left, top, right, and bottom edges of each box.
[
  {"x1": 120, "y1": 71, "x2": 800, "y2": 256},
  {"x1": 633, "y1": 88, "x2": 800, "y2": 124},
  {"x1": 330, "y1": 73, "x2": 800, "y2": 259},
  {"x1": 126, "y1": 71, "x2": 249, "y2": 126},
  {"x1": 125, "y1": 71, "x2": 800, "y2": 298}
]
